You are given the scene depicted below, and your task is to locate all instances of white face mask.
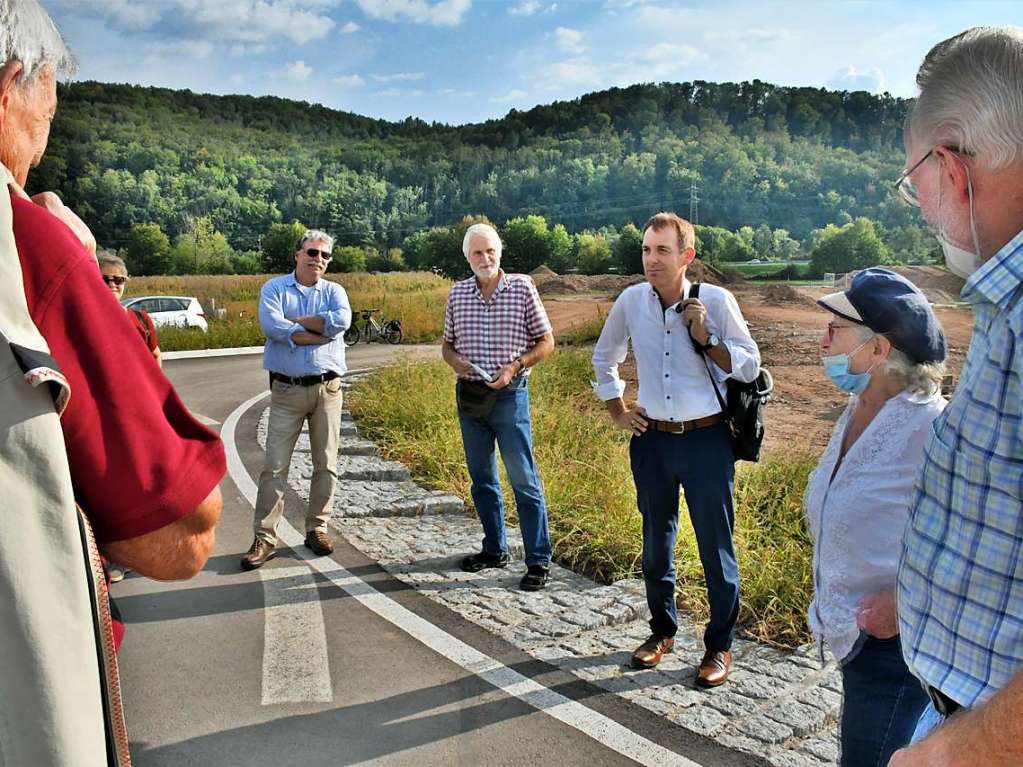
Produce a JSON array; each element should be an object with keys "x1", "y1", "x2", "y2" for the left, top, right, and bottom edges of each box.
[{"x1": 935, "y1": 156, "x2": 983, "y2": 280}]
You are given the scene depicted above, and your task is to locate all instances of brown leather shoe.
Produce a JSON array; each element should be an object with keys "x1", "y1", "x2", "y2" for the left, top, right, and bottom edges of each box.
[
  {"x1": 696, "y1": 650, "x2": 733, "y2": 688},
  {"x1": 631, "y1": 635, "x2": 675, "y2": 669},
  {"x1": 305, "y1": 529, "x2": 334, "y2": 556},
  {"x1": 241, "y1": 537, "x2": 275, "y2": 570}
]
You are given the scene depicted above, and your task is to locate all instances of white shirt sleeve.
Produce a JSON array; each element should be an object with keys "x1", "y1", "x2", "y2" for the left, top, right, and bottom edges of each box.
[
  {"x1": 715, "y1": 290, "x2": 760, "y2": 383},
  {"x1": 590, "y1": 291, "x2": 630, "y2": 401}
]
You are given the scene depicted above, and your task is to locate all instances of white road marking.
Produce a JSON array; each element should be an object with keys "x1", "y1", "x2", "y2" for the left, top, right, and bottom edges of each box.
[
  {"x1": 224, "y1": 390, "x2": 704, "y2": 767},
  {"x1": 193, "y1": 413, "x2": 220, "y2": 426},
  {"x1": 258, "y1": 565, "x2": 333, "y2": 704}
]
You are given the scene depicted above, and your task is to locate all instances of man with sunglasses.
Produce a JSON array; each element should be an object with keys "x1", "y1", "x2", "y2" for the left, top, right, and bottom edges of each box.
[
  {"x1": 243, "y1": 230, "x2": 352, "y2": 569},
  {"x1": 883, "y1": 26, "x2": 1023, "y2": 767}
]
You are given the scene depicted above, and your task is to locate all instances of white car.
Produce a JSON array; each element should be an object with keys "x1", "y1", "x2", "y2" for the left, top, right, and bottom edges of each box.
[{"x1": 121, "y1": 295, "x2": 209, "y2": 332}]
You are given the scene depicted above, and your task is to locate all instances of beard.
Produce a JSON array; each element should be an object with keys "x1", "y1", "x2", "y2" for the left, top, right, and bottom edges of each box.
[{"x1": 472, "y1": 262, "x2": 500, "y2": 281}]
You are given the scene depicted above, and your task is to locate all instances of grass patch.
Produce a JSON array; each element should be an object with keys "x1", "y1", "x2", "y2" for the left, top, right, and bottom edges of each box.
[
  {"x1": 130, "y1": 272, "x2": 451, "y2": 351},
  {"x1": 559, "y1": 306, "x2": 608, "y2": 346},
  {"x1": 348, "y1": 351, "x2": 816, "y2": 647}
]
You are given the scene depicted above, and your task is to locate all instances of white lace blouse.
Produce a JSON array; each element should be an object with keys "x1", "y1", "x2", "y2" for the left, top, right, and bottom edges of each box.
[{"x1": 804, "y1": 389, "x2": 946, "y2": 663}]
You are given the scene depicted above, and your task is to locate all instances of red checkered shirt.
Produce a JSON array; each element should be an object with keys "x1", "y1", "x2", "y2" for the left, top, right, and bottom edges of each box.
[{"x1": 443, "y1": 272, "x2": 553, "y2": 381}]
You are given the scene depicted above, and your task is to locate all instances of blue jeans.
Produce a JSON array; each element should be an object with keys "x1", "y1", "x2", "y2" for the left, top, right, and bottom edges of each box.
[
  {"x1": 840, "y1": 635, "x2": 929, "y2": 767},
  {"x1": 457, "y1": 378, "x2": 552, "y2": 567},
  {"x1": 629, "y1": 423, "x2": 738, "y2": 651}
]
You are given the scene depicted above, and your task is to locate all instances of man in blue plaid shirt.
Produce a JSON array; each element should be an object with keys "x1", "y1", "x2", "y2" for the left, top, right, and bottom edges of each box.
[{"x1": 881, "y1": 26, "x2": 1023, "y2": 767}]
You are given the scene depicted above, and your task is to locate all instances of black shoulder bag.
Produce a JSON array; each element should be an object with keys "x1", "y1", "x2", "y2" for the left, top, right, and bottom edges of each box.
[{"x1": 687, "y1": 283, "x2": 773, "y2": 462}]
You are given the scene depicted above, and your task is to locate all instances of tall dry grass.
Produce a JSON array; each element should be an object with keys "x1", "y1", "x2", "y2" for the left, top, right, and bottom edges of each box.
[
  {"x1": 347, "y1": 350, "x2": 816, "y2": 647},
  {"x1": 129, "y1": 272, "x2": 451, "y2": 350}
]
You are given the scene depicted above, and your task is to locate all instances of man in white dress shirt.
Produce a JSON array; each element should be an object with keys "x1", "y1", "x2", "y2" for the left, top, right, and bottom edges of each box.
[{"x1": 592, "y1": 212, "x2": 760, "y2": 686}]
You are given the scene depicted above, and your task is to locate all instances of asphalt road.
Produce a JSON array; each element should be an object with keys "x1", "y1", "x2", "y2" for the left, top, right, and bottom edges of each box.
[{"x1": 113, "y1": 346, "x2": 760, "y2": 767}]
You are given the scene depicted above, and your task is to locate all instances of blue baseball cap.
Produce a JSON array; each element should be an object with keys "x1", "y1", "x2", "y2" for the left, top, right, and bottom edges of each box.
[{"x1": 817, "y1": 267, "x2": 947, "y2": 363}]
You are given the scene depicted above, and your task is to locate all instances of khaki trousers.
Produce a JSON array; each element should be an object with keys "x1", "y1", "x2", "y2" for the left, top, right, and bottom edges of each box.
[{"x1": 254, "y1": 377, "x2": 343, "y2": 543}]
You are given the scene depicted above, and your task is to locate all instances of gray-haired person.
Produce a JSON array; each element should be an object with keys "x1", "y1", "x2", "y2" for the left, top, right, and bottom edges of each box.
[
  {"x1": 242, "y1": 230, "x2": 352, "y2": 569},
  {"x1": 887, "y1": 26, "x2": 1023, "y2": 767}
]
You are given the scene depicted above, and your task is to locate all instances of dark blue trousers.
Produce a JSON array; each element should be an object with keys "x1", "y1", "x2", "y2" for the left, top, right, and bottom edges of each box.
[
  {"x1": 629, "y1": 423, "x2": 739, "y2": 651},
  {"x1": 840, "y1": 635, "x2": 930, "y2": 767}
]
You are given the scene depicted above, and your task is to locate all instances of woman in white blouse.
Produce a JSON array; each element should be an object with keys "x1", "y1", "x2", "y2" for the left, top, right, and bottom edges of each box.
[{"x1": 806, "y1": 268, "x2": 947, "y2": 767}]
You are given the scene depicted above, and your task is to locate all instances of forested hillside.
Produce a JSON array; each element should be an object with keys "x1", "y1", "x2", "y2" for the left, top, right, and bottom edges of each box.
[{"x1": 34, "y1": 79, "x2": 934, "y2": 274}]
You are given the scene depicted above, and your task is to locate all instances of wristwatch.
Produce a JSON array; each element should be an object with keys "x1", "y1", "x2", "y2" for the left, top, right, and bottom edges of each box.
[
  {"x1": 701, "y1": 334, "x2": 721, "y2": 352},
  {"x1": 515, "y1": 357, "x2": 526, "y2": 373}
]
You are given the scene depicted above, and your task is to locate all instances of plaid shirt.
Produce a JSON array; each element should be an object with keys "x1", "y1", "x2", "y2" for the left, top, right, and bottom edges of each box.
[
  {"x1": 443, "y1": 272, "x2": 552, "y2": 381},
  {"x1": 898, "y1": 228, "x2": 1023, "y2": 709}
]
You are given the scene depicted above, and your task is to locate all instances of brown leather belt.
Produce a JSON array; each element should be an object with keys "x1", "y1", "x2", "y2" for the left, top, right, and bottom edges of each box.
[{"x1": 646, "y1": 413, "x2": 723, "y2": 434}]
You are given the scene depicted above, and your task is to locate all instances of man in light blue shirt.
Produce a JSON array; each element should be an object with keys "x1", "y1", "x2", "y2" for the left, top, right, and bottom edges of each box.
[
  {"x1": 242, "y1": 229, "x2": 352, "y2": 570},
  {"x1": 885, "y1": 26, "x2": 1023, "y2": 767}
]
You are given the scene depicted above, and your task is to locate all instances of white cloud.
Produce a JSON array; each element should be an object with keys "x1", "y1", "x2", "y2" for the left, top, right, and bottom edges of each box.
[
  {"x1": 554, "y1": 27, "x2": 584, "y2": 54},
  {"x1": 149, "y1": 39, "x2": 215, "y2": 59},
  {"x1": 284, "y1": 59, "x2": 313, "y2": 81},
  {"x1": 333, "y1": 74, "x2": 366, "y2": 87},
  {"x1": 62, "y1": 0, "x2": 163, "y2": 30},
  {"x1": 354, "y1": 0, "x2": 472, "y2": 26},
  {"x1": 378, "y1": 87, "x2": 426, "y2": 97},
  {"x1": 508, "y1": 0, "x2": 540, "y2": 15},
  {"x1": 827, "y1": 65, "x2": 886, "y2": 93},
  {"x1": 372, "y1": 71, "x2": 426, "y2": 82},
  {"x1": 543, "y1": 59, "x2": 601, "y2": 86},
  {"x1": 490, "y1": 89, "x2": 528, "y2": 103},
  {"x1": 341, "y1": 21, "x2": 361, "y2": 33}
]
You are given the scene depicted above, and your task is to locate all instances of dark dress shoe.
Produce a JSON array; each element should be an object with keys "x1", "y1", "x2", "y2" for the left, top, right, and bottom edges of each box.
[
  {"x1": 519, "y1": 565, "x2": 550, "y2": 591},
  {"x1": 241, "y1": 537, "x2": 275, "y2": 570},
  {"x1": 305, "y1": 529, "x2": 334, "y2": 556},
  {"x1": 697, "y1": 649, "x2": 733, "y2": 688},
  {"x1": 631, "y1": 635, "x2": 675, "y2": 669},
  {"x1": 460, "y1": 551, "x2": 510, "y2": 573}
]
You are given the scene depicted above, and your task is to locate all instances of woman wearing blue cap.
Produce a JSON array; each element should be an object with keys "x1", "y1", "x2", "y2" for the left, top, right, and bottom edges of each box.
[{"x1": 805, "y1": 267, "x2": 947, "y2": 767}]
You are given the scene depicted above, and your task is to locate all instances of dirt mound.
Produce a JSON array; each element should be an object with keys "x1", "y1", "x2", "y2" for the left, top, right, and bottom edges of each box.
[
  {"x1": 531, "y1": 259, "x2": 732, "y2": 297},
  {"x1": 837, "y1": 266, "x2": 965, "y2": 305},
  {"x1": 530, "y1": 264, "x2": 559, "y2": 278},
  {"x1": 758, "y1": 284, "x2": 819, "y2": 307}
]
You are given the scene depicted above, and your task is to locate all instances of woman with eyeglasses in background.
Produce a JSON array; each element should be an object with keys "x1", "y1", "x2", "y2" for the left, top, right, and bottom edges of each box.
[
  {"x1": 805, "y1": 268, "x2": 947, "y2": 767},
  {"x1": 98, "y1": 253, "x2": 161, "y2": 368}
]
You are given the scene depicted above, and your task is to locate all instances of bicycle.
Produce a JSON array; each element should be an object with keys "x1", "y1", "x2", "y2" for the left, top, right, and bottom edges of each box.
[{"x1": 344, "y1": 308, "x2": 403, "y2": 346}]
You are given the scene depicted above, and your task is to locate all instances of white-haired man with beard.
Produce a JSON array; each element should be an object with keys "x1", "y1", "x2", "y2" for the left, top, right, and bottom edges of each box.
[{"x1": 441, "y1": 223, "x2": 556, "y2": 591}]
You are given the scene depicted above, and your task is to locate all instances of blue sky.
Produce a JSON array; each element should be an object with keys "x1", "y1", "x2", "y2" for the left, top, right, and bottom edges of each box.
[{"x1": 45, "y1": 1, "x2": 1021, "y2": 125}]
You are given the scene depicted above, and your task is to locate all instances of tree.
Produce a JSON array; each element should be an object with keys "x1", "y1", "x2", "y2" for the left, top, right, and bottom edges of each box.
[
  {"x1": 170, "y1": 216, "x2": 233, "y2": 274},
  {"x1": 502, "y1": 215, "x2": 552, "y2": 273},
  {"x1": 613, "y1": 223, "x2": 644, "y2": 274},
  {"x1": 810, "y1": 217, "x2": 890, "y2": 275},
  {"x1": 576, "y1": 233, "x2": 613, "y2": 275},
  {"x1": 332, "y1": 246, "x2": 367, "y2": 273},
  {"x1": 367, "y1": 247, "x2": 406, "y2": 272},
  {"x1": 262, "y1": 221, "x2": 306, "y2": 273},
  {"x1": 125, "y1": 223, "x2": 171, "y2": 275}
]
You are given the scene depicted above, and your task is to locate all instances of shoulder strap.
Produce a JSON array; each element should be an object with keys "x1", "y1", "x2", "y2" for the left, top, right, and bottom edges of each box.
[
  {"x1": 131, "y1": 308, "x2": 151, "y2": 344},
  {"x1": 686, "y1": 282, "x2": 728, "y2": 413}
]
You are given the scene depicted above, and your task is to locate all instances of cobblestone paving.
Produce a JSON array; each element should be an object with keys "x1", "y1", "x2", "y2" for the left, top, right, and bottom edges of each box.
[{"x1": 256, "y1": 383, "x2": 842, "y2": 766}]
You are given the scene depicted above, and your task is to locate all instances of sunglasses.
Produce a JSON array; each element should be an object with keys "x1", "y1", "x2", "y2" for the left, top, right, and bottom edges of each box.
[
  {"x1": 303, "y1": 248, "x2": 332, "y2": 261},
  {"x1": 102, "y1": 274, "x2": 128, "y2": 286}
]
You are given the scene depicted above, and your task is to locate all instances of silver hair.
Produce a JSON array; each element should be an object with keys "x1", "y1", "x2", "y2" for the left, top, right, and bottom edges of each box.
[
  {"x1": 0, "y1": 0, "x2": 77, "y2": 81},
  {"x1": 462, "y1": 223, "x2": 502, "y2": 257},
  {"x1": 296, "y1": 229, "x2": 334, "y2": 251},
  {"x1": 908, "y1": 26, "x2": 1023, "y2": 169},
  {"x1": 851, "y1": 323, "x2": 945, "y2": 395},
  {"x1": 97, "y1": 252, "x2": 127, "y2": 273}
]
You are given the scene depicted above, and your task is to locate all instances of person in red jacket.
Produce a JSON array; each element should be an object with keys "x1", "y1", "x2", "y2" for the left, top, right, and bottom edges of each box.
[{"x1": 99, "y1": 252, "x2": 161, "y2": 368}]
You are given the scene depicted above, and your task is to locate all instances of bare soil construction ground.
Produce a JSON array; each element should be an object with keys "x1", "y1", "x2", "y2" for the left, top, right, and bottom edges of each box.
[{"x1": 539, "y1": 264, "x2": 973, "y2": 457}]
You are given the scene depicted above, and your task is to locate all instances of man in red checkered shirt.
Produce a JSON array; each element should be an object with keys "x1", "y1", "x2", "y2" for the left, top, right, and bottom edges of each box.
[{"x1": 442, "y1": 223, "x2": 556, "y2": 591}]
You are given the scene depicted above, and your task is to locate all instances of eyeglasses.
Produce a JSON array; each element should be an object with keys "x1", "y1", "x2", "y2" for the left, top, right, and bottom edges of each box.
[
  {"x1": 893, "y1": 149, "x2": 933, "y2": 207},
  {"x1": 826, "y1": 321, "x2": 858, "y2": 341},
  {"x1": 101, "y1": 274, "x2": 127, "y2": 286},
  {"x1": 303, "y1": 248, "x2": 332, "y2": 261}
]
